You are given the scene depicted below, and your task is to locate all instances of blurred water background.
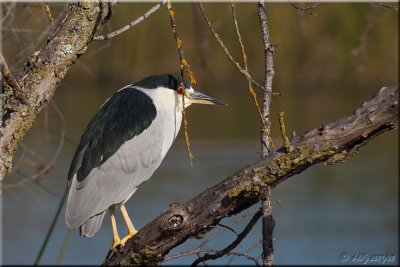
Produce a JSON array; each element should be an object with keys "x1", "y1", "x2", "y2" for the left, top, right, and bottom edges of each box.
[{"x1": 1, "y1": 2, "x2": 398, "y2": 265}]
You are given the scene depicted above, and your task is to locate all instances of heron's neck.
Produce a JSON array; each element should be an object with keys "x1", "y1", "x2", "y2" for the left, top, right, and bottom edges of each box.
[{"x1": 143, "y1": 87, "x2": 184, "y2": 157}]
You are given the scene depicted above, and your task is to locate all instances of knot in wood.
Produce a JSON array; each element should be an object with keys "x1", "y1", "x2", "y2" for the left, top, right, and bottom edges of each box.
[{"x1": 159, "y1": 203, "x2": 188, "y2": 233}]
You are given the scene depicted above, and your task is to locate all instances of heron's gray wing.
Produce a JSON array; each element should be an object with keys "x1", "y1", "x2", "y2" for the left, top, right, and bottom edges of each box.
[
  {"x1": 67, "y1": 87, "x2": 157, "y2": 188},
  {"x1": 65, "y1": 116, "x2": 165, "y2": 229}
]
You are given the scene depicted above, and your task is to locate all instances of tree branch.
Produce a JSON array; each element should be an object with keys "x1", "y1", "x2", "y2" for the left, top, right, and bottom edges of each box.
[
  {"x1": 94, "y1": 1, "x2": 165, "y2": 41},
  {"x1": 105, "y1": 83, "x2": 399, "y2": 265},
  {"x1": 258, "y1": 1, "x2": 275, "y2": 265},
  {"x1": 191, "y1": 210, "x2": 262, "y2": 266},
  {"x1": 0, "y1": 1, "x2": 118, "y2": 181},
  {"x1": 197, "y1": 1, "x2": 277, "y2": 95}
]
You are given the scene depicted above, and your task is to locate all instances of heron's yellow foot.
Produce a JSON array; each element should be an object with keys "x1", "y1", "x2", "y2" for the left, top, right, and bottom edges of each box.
[
  {"x1": 119, "y1": 204, "x2": 138, "y2": 246},
  {"x1": 103, "y1": 238, "x2": 121, "y2": 264},
  {"x1": 120, "y1": 229, "x2": 138, "y2": 246}
]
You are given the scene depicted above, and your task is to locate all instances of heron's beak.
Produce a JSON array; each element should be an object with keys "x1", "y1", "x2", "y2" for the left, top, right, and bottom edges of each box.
[{"x1": 185, "y1": 89, "x2": 227, "y2": 105}]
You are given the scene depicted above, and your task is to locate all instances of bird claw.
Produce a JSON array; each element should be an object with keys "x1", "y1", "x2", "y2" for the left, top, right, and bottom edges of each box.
[
  {"x1": 102, "y1": 238, "x2": 122, "y2": 264},
  {"x1": 120, "y1": 231, "x2": 137, "y2": 247}
]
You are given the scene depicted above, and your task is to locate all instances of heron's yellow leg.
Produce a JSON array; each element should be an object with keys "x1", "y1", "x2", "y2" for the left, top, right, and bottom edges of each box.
[
  {"x1": 110, "y1": 205, "x2": 121, "y2": 247},
  {"x1": 120, "y1": 204, "x2": 138, "y2": 246},
  {"x1": 103, "y1": 205, "x2": 121, "y2": 264}
]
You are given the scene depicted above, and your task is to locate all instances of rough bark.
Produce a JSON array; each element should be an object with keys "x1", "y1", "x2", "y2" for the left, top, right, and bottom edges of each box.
[
  {"x1": 258, "y1": 1, "x2": 275, "y2": 265},
  {"x1": 106, "y1": 83, "x2": 399, "y2": 265},
  {"x1": 0, "y1": 1, "x2": 118, "y2": 181}
]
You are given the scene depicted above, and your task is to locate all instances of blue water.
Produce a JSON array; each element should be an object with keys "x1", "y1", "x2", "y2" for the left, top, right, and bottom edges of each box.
[{"x1": 2, "y1": 134, "x2": 398, "y2": 265}]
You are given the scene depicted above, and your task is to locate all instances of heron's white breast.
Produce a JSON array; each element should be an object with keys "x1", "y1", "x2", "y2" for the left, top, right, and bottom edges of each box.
[{"x1": 141, "y1": 87, "x2": 183, "y2": 158}]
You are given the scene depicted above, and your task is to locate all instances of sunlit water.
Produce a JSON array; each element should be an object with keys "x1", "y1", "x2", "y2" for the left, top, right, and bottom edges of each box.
[{"x1": 2, "y1": 135, "x2": 398, "y2": 265}]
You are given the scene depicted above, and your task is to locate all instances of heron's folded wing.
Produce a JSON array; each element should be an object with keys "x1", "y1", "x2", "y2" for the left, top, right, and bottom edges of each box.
[
  {"x1": 65, "y1": 117, "x2": 164, "y2": 229},
  {"x1": 67, "y1": 87, "x2": 157, "y2": 188}
]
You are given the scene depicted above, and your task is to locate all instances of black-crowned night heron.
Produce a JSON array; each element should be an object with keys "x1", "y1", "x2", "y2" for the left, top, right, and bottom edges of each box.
[{"x1": 65, "y1": 74, "x2": 226, "y2": 259}]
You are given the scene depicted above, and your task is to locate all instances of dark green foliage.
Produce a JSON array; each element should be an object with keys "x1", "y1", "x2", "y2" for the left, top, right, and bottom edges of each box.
[{"x1": 68, "y1": 88, "x2": 157, "y2": 184}]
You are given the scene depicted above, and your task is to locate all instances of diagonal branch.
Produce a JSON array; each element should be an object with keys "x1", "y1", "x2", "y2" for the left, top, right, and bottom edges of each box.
[
  {"x1": 105, "y1": 83, "x2": 399, "y2": 265},
  {"x1": 191, "y1": 210, "x2": 262, "y2": 266},
  {"x1": 197, "y1": 1, "x2": 277, "y2": 95},
  {"x1": 289, "y1": 2, "x2": 322, "y2": 16},
  {"x1": 94, "y1": 1, "x2": 166, "y2": 41}
]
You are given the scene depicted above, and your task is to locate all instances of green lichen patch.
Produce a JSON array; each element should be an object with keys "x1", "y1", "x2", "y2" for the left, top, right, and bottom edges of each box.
[
  {"x1": 228, "y1": 176, "x2": 266, "y2": 198},
  {"x1": 193, "y1": 225, "x2": 215, "y2": 239},
  {"x1": 130, "y1": 245, "x2": 157, "y2": 265},
  {"x1": 228, "y1": 142, "x2": 336, "y2": 199}
]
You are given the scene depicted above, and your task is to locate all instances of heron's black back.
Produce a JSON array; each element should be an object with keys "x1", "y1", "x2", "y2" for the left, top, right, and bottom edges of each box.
[{"x1": 68, "y1": 88, "x2": 157, "y2": 184}]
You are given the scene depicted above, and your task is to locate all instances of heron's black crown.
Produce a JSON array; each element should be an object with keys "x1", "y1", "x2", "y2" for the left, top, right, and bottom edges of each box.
[{"x1": 133, "y1": 74, "x2": 191, "y2": 90}]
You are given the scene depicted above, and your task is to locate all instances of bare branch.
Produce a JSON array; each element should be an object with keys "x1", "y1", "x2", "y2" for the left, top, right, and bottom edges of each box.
[
  {"x1": 3, "y1": 124, "x2": 65, "y2": 190},
  {"x1": 373, "y1": 1, "x2": 399, "y2": 11},
  {"x1": 167, "y1": 0, "x2": 195, "y2": 166},
  {"x1": 289, "y1": 2, "x2": 322, "y2": 16},
  {"x1": 94, "y1": 1, "x2": 166, "y2": 41},
  {"x1": 191, "y1": 210, "x2": 262, "y2": 266},
  {"x1": 258, "y1": 2, "x2": 275, "y2": 265},
  {"x1": 197, "y1": 1, "x2": 277, "y2": 95},
  {"x1": 165, "y1": 248, "x2": 260, "y2": 265},
  {"x1": 231, "y1": 2, "x2": 274, "y2": 153},
  {"x1": 43, "y1": 1, "x2": 54, "y2": 25},
  {"x1": 198, "y1": 209, "x2": 259, "y2": 249},
  {"x1": 278, "y1": 111, "x2": 291, "y2": 153},
  {"x1": 351, "y1": 5, "x2": 385, "y2": 72}
]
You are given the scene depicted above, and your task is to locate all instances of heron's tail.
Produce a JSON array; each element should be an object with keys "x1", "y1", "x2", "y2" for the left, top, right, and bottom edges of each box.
[{"x1": 79, "y1": 211, "x2": 106, "y2": 237}]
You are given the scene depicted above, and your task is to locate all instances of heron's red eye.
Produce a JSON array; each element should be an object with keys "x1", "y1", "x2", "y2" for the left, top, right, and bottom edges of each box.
[{"x1": 177, "y1": 87, "x2": 183, "y2": 95}]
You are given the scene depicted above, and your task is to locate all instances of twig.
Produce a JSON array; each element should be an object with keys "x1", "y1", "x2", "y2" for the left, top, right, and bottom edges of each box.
[
  {"x1": 258, "y1": 1, "x2": 276, "y2": 266},
  {"x1": 278, "y1": 111, "x2": 291, "y2": 153},
  {"x1": 226, "y1": 250, "x2": 260, "y2": 265},
  {"x1": 165, "y1": 209, "x2": 261, "y2": 263},
  {"x1": 351, "y1": 5, "x2": 384, "y2": 72},
  {"x1": 165, "y1": 248, "x2": 259, "y2": 265},
  {"x1": 94, "y1": 1, "x2": 166, "y2": 41},
  {"x1": 167, "y1": 0, "x2": 195, "y2": 167},
  {"x1": 373, "y1": 1, "x2": 399, "y2": 11},
  {"x1": 244, "y1": 239, "x2": 263, "y2": 254},
  {"x1": 231, "y1": 1, "x2": 274, "y2": 151},
  {"x1": 34, "y1": 187, "x2": 69, "y2": 265},
  {"x1": 198, "y1": 208, "x2": 258, "y2": 249},
  {"x1": 57, "y1": 229, "x2": 72, "y2": 265},
  {"x1": 0, "y1": 53, "x2": 26, "y2": 103},
  {"x1": 43, "y1": 1, "x2": 54, "y2": 24},
  {"x1": 289, "y1": 1, "x2": 322, "y2": 15},
  {"x1": 191, "y1": 210, "x2": 262, "y2": 266},
  {"x1": 3, "y1": 125, "x2": 65, "y2": 190},
  {"x1": 197, "y1": 1, "x2": 277, "y2": 95},
  {"x1": 216, "y1": 223, "x2": 238, "y2": 236}
]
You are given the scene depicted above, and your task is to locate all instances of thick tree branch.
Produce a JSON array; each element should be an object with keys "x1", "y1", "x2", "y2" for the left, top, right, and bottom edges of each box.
[
  {"x1": 106, "y1": 83, "x2": 399, "y2": 265},
  {"x1": 0, "y1": 1, "x2": 118, "y2": 180}
]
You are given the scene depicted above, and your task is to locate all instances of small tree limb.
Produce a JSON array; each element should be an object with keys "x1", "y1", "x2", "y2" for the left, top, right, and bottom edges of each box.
[
  {"x1": 94, "y1": 1, "x2": 166, "y2": 41},
  {"x1": 191, "y1": 210, "x2": 262, "y2": 266},
  {"x1": 105, "y1": 83, "x2": 399, "y2": 265}
]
